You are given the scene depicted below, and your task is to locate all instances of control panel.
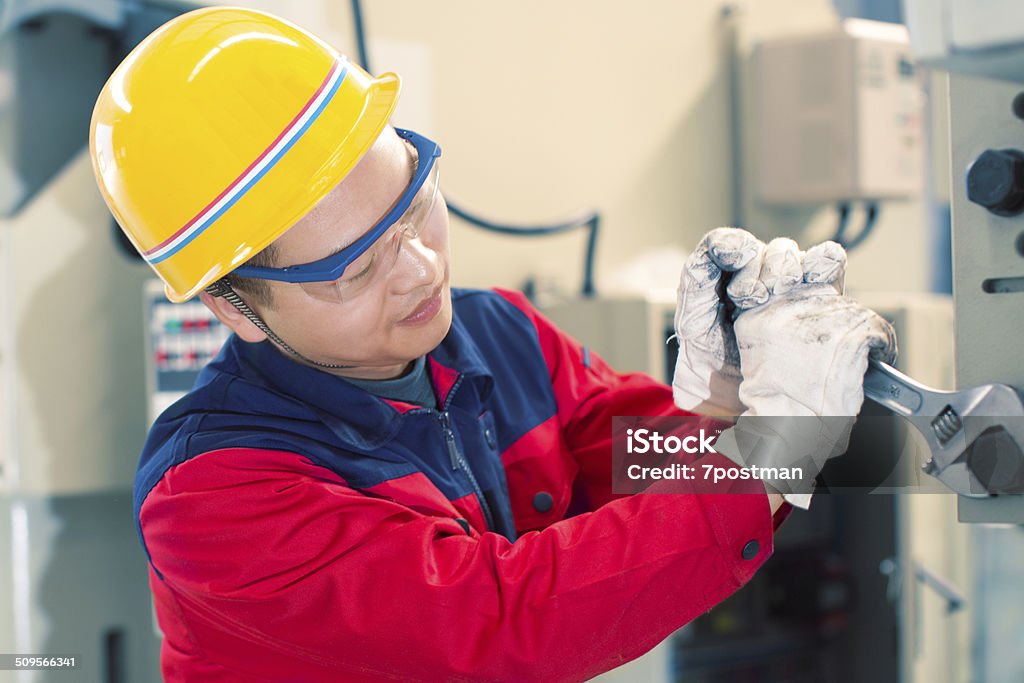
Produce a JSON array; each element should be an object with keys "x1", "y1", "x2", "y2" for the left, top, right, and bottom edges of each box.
[{"x1": 145, "y1": 279, "x2": 230, "y2": 422}]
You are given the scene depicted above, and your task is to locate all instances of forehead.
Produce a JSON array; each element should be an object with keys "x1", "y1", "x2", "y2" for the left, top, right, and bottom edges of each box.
[{"x1": 271, "y1": 127, "x2": 412, "y2": 265}]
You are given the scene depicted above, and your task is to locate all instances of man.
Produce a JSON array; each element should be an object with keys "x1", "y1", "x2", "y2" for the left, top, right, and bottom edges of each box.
[{"x1": 91, "y1": 7, "x2": 894, "y2": 682}]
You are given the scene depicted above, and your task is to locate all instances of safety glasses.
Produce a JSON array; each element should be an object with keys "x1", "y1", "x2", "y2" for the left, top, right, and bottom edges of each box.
[{"x1": 233, "y1": 128, "x2": 442, "y2": 302}]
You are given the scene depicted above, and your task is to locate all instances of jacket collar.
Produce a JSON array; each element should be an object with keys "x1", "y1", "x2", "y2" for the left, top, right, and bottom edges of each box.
[
  {"x1": 426, "y1": 311, "x2": 494, "y2": 407},
  {"x1": 228, "y1": 305, "x2": 495, "y2": 450}
]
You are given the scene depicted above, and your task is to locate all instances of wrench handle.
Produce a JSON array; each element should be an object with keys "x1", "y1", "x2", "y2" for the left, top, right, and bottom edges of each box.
[{"x1": 864, "y1": 359, "x2": 925, "y2": 416}]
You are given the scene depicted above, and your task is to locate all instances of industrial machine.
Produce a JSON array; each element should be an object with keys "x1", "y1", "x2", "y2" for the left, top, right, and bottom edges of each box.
[
  {"x1": 902, "y1": 0, "x2": 1024, "y2": 521},
  {"x1": 900, "y1": 4, "x2": 1024, "y2": 679},
  {"x1": 0, "y1": 2, "x2": 189, "y2": 681}
]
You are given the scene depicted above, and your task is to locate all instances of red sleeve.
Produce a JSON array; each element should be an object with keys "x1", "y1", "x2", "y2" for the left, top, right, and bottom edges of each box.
[
  {"x1": 494, "y1": 289, "x2": 792, "y2": 531},
  {"x1": 142, "y1": 448, "x2": 777, "y2": 683},
  {"x1": 493, "y1": 289, "x2": 706, "y2": 508}
]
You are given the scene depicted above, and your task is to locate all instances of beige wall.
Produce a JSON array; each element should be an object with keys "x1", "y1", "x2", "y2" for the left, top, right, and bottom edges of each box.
[
  {"x1": 210, "y1": 0, "x2": 945, "y2": 298},
  {"x1": 345, "y1": 0, "x2": 742, "y2": 295}
]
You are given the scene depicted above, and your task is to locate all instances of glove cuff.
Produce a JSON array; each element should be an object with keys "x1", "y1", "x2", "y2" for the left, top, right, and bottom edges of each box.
[
  {"x1": 713, "y1": 415, "x2": 856, "y2": 495},
  {"x1": 672, "y1": 360, "x2": 744, "y2": 415}
]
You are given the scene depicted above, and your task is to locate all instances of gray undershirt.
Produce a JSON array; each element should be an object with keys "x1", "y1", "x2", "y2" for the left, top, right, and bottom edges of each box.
[{"x1": 343, "y1": 355, "x2": 437, "y2": 409}]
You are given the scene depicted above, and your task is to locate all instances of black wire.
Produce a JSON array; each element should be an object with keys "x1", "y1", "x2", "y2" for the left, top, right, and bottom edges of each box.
[
  {"x1": 832, "y1": 202, "x2": 851, "y2": 245},
  {"x1": 446, "y1": 203, "x2": 601, "y2": 297},
  {"x1": 350, "y1": 0, "x2": 370, "y2": 70},
  {"x1": 348, "y1": 0, "x2": 601, "y2": 298},
  {"x1": 831, "y1": 201, "x2": 879, "y2": 252},
  {"x1": 843, "y1": 202, "x2": 880, "y2": 251}
]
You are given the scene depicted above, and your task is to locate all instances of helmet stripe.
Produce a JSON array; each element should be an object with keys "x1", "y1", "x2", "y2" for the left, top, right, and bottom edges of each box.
[{"x1": 144, "y1": 59, "x2": 348, "y2": 264}]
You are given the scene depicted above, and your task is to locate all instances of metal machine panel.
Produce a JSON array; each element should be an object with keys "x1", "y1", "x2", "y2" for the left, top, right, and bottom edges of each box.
[
  {"x1": 0, "y1": 10, "x2": 115, "y2": 217},
  {"x1": 0, "y1": 150, "x2": 162, "y2": 681},
  {"x1": 904, "y1": 0, "x2": 1024, "y2": 84},
  {"x1": 949, "y1": 0, "x2": 1024, "y2": 52},
  {"x1": 947, "y1": 73, "x2": 1024, "y2": 522},
  {"x1": 1, "y1": 151, "x2": 151, "y2": 495},
  {"x1": 540, "y1": 296, "x2": 675, "y2": 380},
  {"x1": 0, "y1": 492, "x2": 163, "y2": 682}
]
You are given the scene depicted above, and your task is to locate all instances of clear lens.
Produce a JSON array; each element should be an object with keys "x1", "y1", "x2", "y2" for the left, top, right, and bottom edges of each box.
[{"x1": 299, "y1": 161, "x2": 441, "y2": 303}]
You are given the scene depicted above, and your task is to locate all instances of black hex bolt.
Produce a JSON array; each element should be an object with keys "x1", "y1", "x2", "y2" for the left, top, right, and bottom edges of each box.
[{"x1": 966, "y1": 149, "x2": 1024, "y2": 217}]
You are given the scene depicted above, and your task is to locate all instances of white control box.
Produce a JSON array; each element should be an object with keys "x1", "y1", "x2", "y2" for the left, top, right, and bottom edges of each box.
[{"x1": 753, "y1": 20, "x2": 924, "y2": 204}]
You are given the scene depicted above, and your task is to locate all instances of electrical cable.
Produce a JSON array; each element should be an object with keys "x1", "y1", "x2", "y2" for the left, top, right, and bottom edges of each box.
[
  {"x1": 349, "y1": 0, "x2": 600, "y2": 297},
  {"x1": 349, "y1": 0, "x2": 369, "y2": 76},
  {"x1": 830, "y1": 201, "x2": 879, "y2": 252},
  {"x1": 446, "y1": 204, "x2": 600, "y2": 296},
  {"x1": 843, "y1": 202, "x2": 880, "y2": 251},
  {"x1": 832, "y1": 202, "x2": 851, "y2": 245}
]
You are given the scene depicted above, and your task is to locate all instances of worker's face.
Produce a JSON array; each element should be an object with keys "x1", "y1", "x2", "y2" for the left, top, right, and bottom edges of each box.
[{"x1": 247, "y1": 127, "x2": 452, "y2": 379}]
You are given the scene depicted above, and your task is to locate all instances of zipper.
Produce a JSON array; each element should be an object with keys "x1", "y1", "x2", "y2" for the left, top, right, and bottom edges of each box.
[{"x1": 438, "y1": 410, "x2": 495, "y2": 532}]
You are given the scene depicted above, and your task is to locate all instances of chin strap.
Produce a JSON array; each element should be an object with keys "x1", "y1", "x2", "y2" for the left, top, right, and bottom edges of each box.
[{"x1": 204, "y1": 279, "x2": 356, "y2": 370}]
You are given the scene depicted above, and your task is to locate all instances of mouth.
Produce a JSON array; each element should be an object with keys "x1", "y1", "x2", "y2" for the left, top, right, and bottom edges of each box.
[{"x1": 399, "y1": 285, "x2": 444, "y2": 325}]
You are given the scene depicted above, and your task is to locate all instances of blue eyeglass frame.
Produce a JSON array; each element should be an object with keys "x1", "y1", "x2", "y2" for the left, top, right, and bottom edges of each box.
[{"x1": 233, "y1": 128, "x2": 442, "y2": 284}]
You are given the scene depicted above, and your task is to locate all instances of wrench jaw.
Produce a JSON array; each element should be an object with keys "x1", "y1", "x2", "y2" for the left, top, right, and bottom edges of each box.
[
  {"x1": 910, "y1": 415, "x2": 989, "y2": 497},
  {"x1": 923, "y1": 457, "x2": 993, "y2": 499},
  {"x1": 916, "y1": 385, "x2": 1024, "y2": 497},
  {"x1": 851, "y1": 361, "x2": 1024, "y2": 496}
]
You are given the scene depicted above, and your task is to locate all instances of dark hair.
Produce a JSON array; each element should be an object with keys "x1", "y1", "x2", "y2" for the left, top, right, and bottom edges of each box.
[{"x1": 223, "y1": 243, "x2": 279, "y2": 308}]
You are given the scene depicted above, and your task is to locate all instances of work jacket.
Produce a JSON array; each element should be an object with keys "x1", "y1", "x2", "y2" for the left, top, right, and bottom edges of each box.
[{"x1": 135, "y1": 287, "x2": 786, "y2": 682}]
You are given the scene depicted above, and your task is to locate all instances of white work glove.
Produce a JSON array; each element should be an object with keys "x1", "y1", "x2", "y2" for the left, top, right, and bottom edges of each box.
[
  {"x1": 712, "y1": 238, "x2": 897, "y2": 507},
  {"x1": 672, "y1": 228, "x2": 764, "y2": 415},
  {"x1": 673, "y1": 230, "x2": 846, "y2": 416},
  {"x1": 731, "y1": 238, "x2": 895, "y2": 417}
]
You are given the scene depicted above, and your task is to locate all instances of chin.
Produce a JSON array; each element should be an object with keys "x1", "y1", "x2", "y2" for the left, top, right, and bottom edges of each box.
[
  {"x1": 427, "y1": 293, "x2": 454, "y2": 347},
  {"x1": 401, "y1": 293, "x2": 452, "y2": 356}
]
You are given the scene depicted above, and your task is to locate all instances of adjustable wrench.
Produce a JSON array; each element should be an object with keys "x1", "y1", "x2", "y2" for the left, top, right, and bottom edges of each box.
[{"x1": 863, "y1": 360, "x2": 1024, "y2": 497}]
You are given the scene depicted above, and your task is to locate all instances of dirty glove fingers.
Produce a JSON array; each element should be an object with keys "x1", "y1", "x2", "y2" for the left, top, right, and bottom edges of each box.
[
  {"x1": 677, "y1": 232, "x2": 729, "y2": 314},
  {"x1": 835, "y1": 307, "x2": 898, "y2": 366},
  {"x1": 758, "y1": 237, "x2": 804, "y2": 296},
  {"x1": 704, "y1": 227, "x2": 764, "y2": 272},
  {"x1": 727, "y1": 247, "x2": 768, "y2": 309},
  {"x1": 733, "y1": 288, "x2": 901, "y2": 417},
  {"x1": 673, "y1": 228, "x2": 765, "y2": 415},
  {"x1": 676, "y1": 228, "x2": 762, "y2": 332},
  {"x1": 827, "y1": 305, "x2": 899, "y2": 371},
  {"x1": 863, "y1": 312, "x2": 898, "y2": 365},
  {"x1": 803, "y1": 240, "x2": 847, "y2": 292},
  {"x1": 827, "y1": 310, "x2": 899, "y2": 416},
  {"x1": 676, "y1": 245, "x2": 723, "y2": 336},
  {"x1": 731, "y1": 239, "x2": 846, "y2": 309},
  {"x1": 692, "y1": 228, "x2": 765, "y2": 311}
]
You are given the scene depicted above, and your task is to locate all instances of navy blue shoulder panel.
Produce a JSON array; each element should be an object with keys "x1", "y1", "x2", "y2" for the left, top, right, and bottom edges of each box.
[{"x1": 444, "y1": 289, "x2": 558, "y2": 452}]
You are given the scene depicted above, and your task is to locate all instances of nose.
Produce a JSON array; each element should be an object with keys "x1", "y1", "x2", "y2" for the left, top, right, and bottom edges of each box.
[{"x1": 388, "y1": 230, "x2": 439, "y2": 294}]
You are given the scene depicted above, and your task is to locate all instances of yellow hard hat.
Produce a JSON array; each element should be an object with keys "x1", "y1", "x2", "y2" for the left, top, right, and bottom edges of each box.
[{"x1": 90, "y1": 6, "x2": 400, "y2": 302}]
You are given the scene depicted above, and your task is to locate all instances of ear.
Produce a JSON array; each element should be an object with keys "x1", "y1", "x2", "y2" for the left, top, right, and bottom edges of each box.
[{"x1": 198, "y1": 290, "x2": 268, "y2": 344}]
